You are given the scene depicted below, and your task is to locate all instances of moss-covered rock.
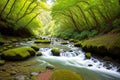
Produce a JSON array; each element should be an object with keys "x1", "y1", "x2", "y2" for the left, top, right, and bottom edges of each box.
[
  {"x1": 74, "y1": 41, "x2": 81, "y2": 47},
  {"x1": 0, "y1": 34, "x2": 4, "y2": 45},
  {"x1": 61, "y1": 41, "x2": 68, "y2": 45},
  {"x1": 103, "y1": 56, "x2": 113, "y2": 61},
  {"x1": 34, "y1": 39, "x2": 51, "y2": 43},
  {"x1": 50, "y1": 69, "x2": 83, "y2": 80},
  {"x1": 11, "y1": 39, "x2": 18, "y2": 42},
  {"x1": 36, "y1": 52, "x2": 42, "y2": 56},
  {"x1": 31, "y1": 45, "x2": 40, "y2": 51},
  {"x1": 1, "y1": 47, "x2": 35, "y2": 60},
  {"x1": 0, "y1": 60, "x2": 5, "y2": 66},
  {"x1": 69, "y1": 39, "x2": 74, "y2": 42},
  {"x1": 85, "y1": 52, "x2": 92, "y2": 59},
  {"x1": 51, "y1": 48, "x2": 60, "y2": 56}
]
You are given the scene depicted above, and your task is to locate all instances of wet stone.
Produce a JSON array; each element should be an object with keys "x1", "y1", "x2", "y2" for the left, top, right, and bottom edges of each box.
[
  {"x1": 88, "y1": 64, "x2": 93, "y2": 67},
  {"x1": 1, "y1": 68, "x2": 6, "y2": 71},
  {"x1": 0, "y1": 60, "x2": 5, "y2": 66},
  {"x1": 10, "y1": 71, "x2": 17, "y2": 75},
  {"x1": 30, "y1": 72, "x2": 38, "y2": 76},
  {"x1": 14, "y1": 75, "x2": 25, "y2": 80},
  {"x1": 46, "y1": 65, "x2": 54, "y2": 70}
]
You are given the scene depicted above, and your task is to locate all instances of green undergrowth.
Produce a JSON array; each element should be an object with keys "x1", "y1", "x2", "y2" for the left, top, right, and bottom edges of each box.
[
  {"x1": 77, "y1": 33, "x2": 120, "y2": 49},
  {"x1": 50, "y1": 69, "x2": 83, "y2": 80}
]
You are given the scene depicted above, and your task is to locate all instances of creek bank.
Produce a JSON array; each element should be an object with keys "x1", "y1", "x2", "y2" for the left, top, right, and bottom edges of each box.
[{"x1": 74, "y1": 33, "x2": 120, "y2": 62}]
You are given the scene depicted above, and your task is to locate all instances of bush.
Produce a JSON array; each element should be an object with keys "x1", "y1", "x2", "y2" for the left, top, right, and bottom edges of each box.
[
  {"x1": 79, "y1": 30, "x2": 90, "y2": 40},
  {"x1": 113, "y1": 19, "x2": 120, "y2": 28},
  {"x1": 88, "y1": 29, "x2": 98, "y2": 37}
]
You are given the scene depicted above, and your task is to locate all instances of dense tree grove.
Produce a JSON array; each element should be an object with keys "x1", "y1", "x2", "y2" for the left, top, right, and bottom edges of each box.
[
  {"x1": 44, "y1": 0, "x2": 120, "y2": 39},
  {"x1": 0, "y1": 0, "x2": 48, "y2": 36}
]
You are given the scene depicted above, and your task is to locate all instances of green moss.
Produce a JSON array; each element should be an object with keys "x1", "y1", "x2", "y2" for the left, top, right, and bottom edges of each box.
[
  {"x1": 85, "y1": 52, "x2": 92, "y2": 59},
  {"x1": 0, "y1": 60, "x2": 5, "y2": 66},
  {"x1": 69, "y1": 39, "x2": 74, "y2": 42},
  {"x1": 74, "y1": 41, "x2": 81, "y2": 47},
  {"x1": 80, "y1": 33, "x2": 120, "y2": 49},
  {"x1": 61, "y1": 41, "x2": 68, "y2": 45},
  {"x1": 1, "y1": 47, "x2": 35, "y2": 60},
  {"x1": 51, "y1": 48, "x2": 60, "y2": 56},
  {"x1": 0, "y1": 34, "x2": 4, "y2": 45},
  {"x1": 36, "y1": 52, "x2": 42, "y2": 56},
  {"x1": 103, "y1": 56, "x2": 113, "y2": 61},
  {"x1": 11, "y1": 39, "x2": 18, "y2": 42},
  {"x1": 34, "y1": 39, "x2": 51, "y2": 43},
  {"x1": 50, "y1": 69, "x2": 83, "y2": 80},
  {"x1": 31, "y1": 45, "x2": 40, "y2": 51}
]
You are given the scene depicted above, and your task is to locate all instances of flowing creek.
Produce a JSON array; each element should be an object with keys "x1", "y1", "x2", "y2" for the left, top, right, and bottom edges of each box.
[{"x1": 0, "y1": 37, "x2": 120, "y2": 80}]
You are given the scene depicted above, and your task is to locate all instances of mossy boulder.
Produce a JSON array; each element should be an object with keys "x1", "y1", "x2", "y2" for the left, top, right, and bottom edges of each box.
[
  {"x1": 11, "y1": 39, "x2": 18, "y2": 42},
  {"x1": 51, "y1": 48, "x2": 60, "y2": 56},
  {"x1": 31, "y1": 45, "x2": 40, "y2": 51},
  {"x1": 0, "y1": 37, "x2": 4, "y2": 45},
  {"x1": 74, "y1": 41, "x2": 81, "y2": 47},
  {"x1": 103, "y1": 56, "x2": 113, "y2": 61},
  {"x1": 69, "y1": 39, "x2": 74, "y2": 42},
  {"x1": 36, "y1": 52, "x2": 42, "y2": 56},
  {"x1": 1, "y1": 47, "x2": 36, "y2": 60},
  {"x1": 61, "y1": 41, "x2": 68, "y2": 45},
  {"x1": 85, "y1": 52, "x2": 92, "y2": 59},
  {"x1": 0, "y1": 60, "x2": 5, "y2": 66},
  {"x1": 50, "y1": 69, "x2": 83, "y2": 80},
  {"x1": 34, "y1": 39, "x2": 51, "y2": 43}
]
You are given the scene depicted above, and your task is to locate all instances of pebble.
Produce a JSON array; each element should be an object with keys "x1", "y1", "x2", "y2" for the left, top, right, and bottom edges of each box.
[{"x1": 30, "y1": 72, "x2": 38, "y2": 76}]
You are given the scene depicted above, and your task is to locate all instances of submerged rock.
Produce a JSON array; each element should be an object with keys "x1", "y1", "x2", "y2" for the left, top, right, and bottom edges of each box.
[
  {"x1": 51, "y1": 48, "x2": 60, "y2": 56},
  {"x1": 1, "y1": 47, "x2": 35, "y2": 60}
]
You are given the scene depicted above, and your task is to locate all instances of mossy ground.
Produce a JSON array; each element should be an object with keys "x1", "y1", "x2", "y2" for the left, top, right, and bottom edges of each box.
[
  {"x1": 80, "y1": 33, "x2": 120, "y2": 49},
  {"x1": 50, "y1": 69, "x2": 83, "y2": 80},
  {"x1": 34, "y1": 39, "x2": 51, "y2": 43}
]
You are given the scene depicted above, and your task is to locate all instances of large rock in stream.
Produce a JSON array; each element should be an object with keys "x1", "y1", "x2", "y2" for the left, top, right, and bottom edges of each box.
[{"x1": 1, "y1": 47, "x2": 36, "y2": 60}]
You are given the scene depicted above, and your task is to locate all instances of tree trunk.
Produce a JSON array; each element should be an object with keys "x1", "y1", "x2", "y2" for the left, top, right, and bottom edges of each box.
[
  {"x1": 76, "y1": 5, "x2": 90, "y2": 27},
  {"x1": 16, "y1": 3, "x2": 38, "y2": 23},
  {"x1": 6, "y1": 0, "x2": 17, "y2": 18},
  {"x1": 0, "y1": 0, "x2": 10, "y2": 19},
  {"x1": 16, "y1": 0, "x2": 27, "y2": 19},
  {"x1": 24, "y1": 13, "x2": 40, "y2": 27}
]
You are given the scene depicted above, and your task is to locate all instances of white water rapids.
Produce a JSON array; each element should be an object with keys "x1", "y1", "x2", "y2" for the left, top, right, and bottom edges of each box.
[{"x1": 34, "y1": 38, "x2": 120, "y2": 80}]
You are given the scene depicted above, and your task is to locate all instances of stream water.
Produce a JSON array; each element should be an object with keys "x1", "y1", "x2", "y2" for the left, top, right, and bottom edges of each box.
[
  {"x1": 0, "y1": 37, "x2": 120, "y2": 80},
  {"x1": 36, "y1": 37, "x2": 120, "y2": 80}
]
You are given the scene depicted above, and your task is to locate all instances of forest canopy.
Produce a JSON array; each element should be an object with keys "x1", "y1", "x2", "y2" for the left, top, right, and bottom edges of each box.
[{"x1": 44, "y1": 0, "x2": 120, "y2": 39}]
